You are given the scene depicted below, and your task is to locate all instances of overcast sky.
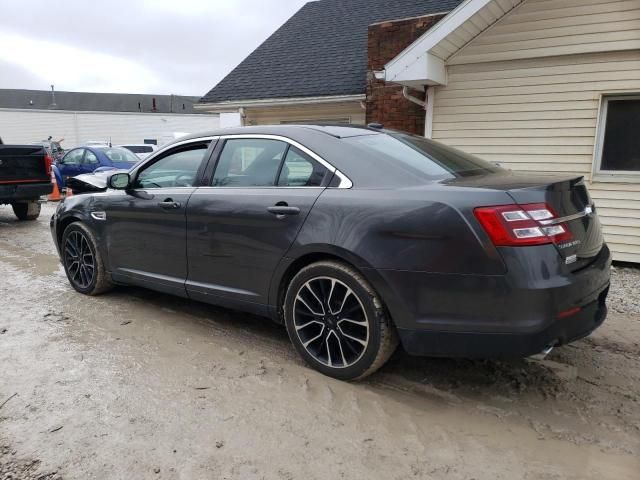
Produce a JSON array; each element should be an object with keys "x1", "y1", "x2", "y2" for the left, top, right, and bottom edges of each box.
[{"x1": 0, "y1": 0, "x2": 310, "y2": 97}]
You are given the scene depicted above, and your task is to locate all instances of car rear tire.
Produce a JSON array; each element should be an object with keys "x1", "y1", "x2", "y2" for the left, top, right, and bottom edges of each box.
[
  {"x1": 284, "y1": 261, "x2": 398, "y2": 381},
  {"x1": 12, "y1": 201, "x2": 41, "y2": 221},
  {"x1": 61, "y1": 222, "x2": 113, "y2": 296}
]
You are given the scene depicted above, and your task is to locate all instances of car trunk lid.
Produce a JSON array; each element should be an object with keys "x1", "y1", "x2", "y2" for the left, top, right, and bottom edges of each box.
[
  {"x1": 503, "y1": 175, "x2": 604, "y2": 267},
  {"x1": 449, "y1": 172, "x2": 604, "y2": 269}
]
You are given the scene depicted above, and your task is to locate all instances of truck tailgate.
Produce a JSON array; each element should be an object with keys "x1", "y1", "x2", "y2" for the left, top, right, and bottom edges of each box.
[{"x1": 0, "y1": 145, "x2": 50, "y2": 183}]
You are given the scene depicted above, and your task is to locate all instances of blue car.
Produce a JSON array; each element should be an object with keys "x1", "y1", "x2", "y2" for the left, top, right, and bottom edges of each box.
[{"x1": 55, "y1": 146, "x2": 140, "y2": 188}]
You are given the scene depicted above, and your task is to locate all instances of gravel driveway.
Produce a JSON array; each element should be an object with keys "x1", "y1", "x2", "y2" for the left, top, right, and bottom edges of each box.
[
  {"x1": 609, "y1": 266, "x2": 640, "y2": 315},
  {"x1": 1, "y1": 203, "x2": 639, "y2": 479}
]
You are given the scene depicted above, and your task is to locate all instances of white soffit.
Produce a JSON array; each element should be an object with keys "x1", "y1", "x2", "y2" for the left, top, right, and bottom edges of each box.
[
  {"x1": 195, "y1": 94, "x2": 366, "y2": 112},
  {"x1": 384, "y1": 0, "x2": 524, "y2": 86}
]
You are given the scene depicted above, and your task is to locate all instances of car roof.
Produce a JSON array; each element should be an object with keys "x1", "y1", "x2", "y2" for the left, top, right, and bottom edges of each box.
[{"x1": 174, "y1": 124, "x2": 382, "y2": 143}]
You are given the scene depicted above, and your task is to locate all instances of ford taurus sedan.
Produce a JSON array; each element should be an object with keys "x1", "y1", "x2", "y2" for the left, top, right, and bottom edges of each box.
[{"x1": 50, "y1": 125, "x2": 611, "y2": 380}]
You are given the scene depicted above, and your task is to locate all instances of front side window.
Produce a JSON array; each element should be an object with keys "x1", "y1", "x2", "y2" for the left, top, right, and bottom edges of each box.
[
  {"x1": 277, "y1": 146, "x2": 327, "y2": 186},
  {"x1": 134, "y1": 144, "x2": 209, "y2": 189},
  {"x1": 596, "y1": 96, "x2": 640, "y2": 175},
  {"x1": 212, "y1": 139, "x2": 288, "y2": 187}
]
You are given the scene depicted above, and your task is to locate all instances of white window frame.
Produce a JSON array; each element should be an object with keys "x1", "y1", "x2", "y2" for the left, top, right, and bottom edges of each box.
[{"x1": 592, "y1": 94, "x2": 640, "y2": 182}]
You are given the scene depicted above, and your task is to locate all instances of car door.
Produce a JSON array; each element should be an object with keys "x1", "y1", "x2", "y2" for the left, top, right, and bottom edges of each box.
[
  {"x1": 104, "y1": 138, "x2": 214, "y2": 296},
  {"x1": 81, "y1": 149, "x2": 100, "y2": 174},
  {"x1": 185, "y1": 136, "x2": 332, "y2": 312},
  {"x1": 58, "y1": 148, "x2": 85, "y2": 181}
]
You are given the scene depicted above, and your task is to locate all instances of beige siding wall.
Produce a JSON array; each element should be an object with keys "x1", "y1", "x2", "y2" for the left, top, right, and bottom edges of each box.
[
  {"x1": 244, "y1": 102, "x2": 365, "y2": 126},
  {"x1": 450, "y1": 0, "x2": 640, "y2": 65},
  {"x1": 432, "y1": 48, "x2": 640, "y2": 263}
]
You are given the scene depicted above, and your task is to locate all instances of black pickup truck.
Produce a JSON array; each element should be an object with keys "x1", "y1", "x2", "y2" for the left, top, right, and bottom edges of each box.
[{"x1": 0, "y1": 137, "x2": 53, "y2": 221}]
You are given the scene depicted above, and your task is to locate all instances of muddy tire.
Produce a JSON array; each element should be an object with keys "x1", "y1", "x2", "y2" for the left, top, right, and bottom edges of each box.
[
  {"x1": 284, "y1": 261, "x2": 398, "y2": 381},
  {"x1": 12, "y1": 201, "x2": 41, "y2": 221},
  {"x1": 61, "y1": 222, "x2": 113, "y2": 296}
]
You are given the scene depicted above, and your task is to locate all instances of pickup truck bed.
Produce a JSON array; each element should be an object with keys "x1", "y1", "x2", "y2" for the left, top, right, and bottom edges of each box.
[{"x1": 0, "y1": 144, "x2": 53, "y2": 220}]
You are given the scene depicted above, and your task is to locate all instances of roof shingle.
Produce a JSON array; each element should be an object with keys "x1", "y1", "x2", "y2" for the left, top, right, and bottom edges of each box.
[{"x1": 200, "y1": 0, "x2": 462, "y2": 104}]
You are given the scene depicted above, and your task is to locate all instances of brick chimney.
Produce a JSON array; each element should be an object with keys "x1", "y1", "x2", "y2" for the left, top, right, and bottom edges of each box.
[{"x1": 366, "y1": 14, "x2": 445, "y2": 135}]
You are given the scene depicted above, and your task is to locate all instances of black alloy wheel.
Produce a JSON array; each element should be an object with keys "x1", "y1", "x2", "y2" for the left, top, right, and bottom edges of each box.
[
  {"x1": 61, "y1": 222, "x2": 113, "y2": 296},
  {"x1": 293, "y1": 276, "x2": 369, "y2": 369},
  {"x1": 284, "y1": 261, "x2": 398, "y2": 381},
  {"x1": 64, "y1": 230, "x2": 96, "y2": 290}
]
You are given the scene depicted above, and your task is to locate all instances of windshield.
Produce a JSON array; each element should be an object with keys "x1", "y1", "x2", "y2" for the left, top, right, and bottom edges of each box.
[
  {"x1": 343, "y1": 132, "x2": 503, "y2": 181},
  {"x1": 98, "y1": 147, "x2": 140, "y2": 164}
]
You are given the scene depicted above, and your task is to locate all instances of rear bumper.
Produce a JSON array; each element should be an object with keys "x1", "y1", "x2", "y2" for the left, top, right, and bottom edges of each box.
[
  {"x1": 369, "y1": 243, "x2": 611, "y2": 358},
  {"x1": 0, "y1": 182, "x2": 53, "y2": 203},
  {"x1": 397, "y1": 287, "x2": 608, "y2": 357}
]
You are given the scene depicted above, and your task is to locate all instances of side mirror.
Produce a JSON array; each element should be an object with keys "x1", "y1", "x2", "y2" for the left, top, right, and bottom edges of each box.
[{"x1": 108, "y1": 172, "x2": 131, "y2": 190}]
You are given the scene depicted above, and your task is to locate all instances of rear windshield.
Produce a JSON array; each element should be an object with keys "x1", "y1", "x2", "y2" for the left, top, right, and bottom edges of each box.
[
  {"x1": 343, "y1": 132, "x2": 503, "y2": 181},
  {"x1": 98, "y1": 147, "x2": 140, "y2": 163},
  {"x1": 123, "y1": 145, "x2": 153, "y2": 154}
]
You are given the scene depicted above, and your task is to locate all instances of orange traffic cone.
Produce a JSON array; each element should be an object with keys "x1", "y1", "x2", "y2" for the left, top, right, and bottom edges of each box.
[{"x1": 48, "y1": 169, "x2": 61, "y2": 201}]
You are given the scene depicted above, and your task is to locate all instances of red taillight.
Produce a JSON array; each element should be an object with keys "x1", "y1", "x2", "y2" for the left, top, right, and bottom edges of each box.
[
  {"x1": 474, "y1": 203, "x2": 573, "y2": 247},
  {"x1": 44, "y1": 154, "x2": 53, "y2": 176}
]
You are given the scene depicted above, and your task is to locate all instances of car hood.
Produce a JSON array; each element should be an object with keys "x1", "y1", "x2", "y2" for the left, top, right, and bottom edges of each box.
[{"x1": 66, "y1": 169, "x2": 126, "y2": 193}]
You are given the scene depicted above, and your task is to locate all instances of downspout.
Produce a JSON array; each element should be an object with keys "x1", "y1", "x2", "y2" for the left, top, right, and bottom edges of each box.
[
  {"x1": 402, "y1": 86, "x2": 434, "y2": 138},
  {"x1": 424, "y1": 86, "x2": 435, "y2": 139},
  {"x1": 402, "y1": 86, "x2": 426, "y2": 109}
]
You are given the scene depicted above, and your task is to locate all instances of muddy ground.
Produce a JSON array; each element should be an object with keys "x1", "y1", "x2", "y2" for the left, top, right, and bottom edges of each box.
[{"x1": 1, "y1": 203, "x2": 639, "y2": 480}]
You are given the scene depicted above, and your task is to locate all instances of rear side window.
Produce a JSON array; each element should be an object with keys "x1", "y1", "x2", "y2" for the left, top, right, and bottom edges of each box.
[
  {"x1": 100, "y1": 147, "x2": 139, "y2": 164},
  {"x1": 62, "y1": 149, "x2": 85, "y2": 165},
  {"x1": 212, "y1": 139, "x2": 288, "y2": 187},
  {"x1": 83, "y1": 151, "x2": 98, "y2": 164},
  {"x1": 343, "y1": 133, "x2": 503, "y2": 180},
  {"x1": 277, "y1": 146, "x2": 326, "y2": 187}
]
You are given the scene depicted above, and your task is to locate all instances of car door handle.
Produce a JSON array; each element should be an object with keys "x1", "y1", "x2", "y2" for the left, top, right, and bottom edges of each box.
[
  {"x1": 158, "y1": 199, "x2": 181, "y2": 210},
  {"x1": 267, "y1": 206, "x2": 300, "y2": 216}
]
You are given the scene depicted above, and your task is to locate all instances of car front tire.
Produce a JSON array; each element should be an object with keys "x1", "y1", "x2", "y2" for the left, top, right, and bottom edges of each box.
[
  {"x1": 61, "y1": 222, "x2": 113, "y2": 296},
  {"x1": 284, "y1": 260, "x2": 398, "y2": 381},
  {"x1": 12, "y1": 201, "x2": 41, "y2": 221}
]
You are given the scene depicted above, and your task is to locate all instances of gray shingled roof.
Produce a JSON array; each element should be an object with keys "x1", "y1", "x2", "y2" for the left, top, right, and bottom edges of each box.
[
  {"x1": 0, "y1": 89, "x2": 202, "y2": 114},
  {"x1": 200, "y1": 0, "x2": 462, "y2": 104}
]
